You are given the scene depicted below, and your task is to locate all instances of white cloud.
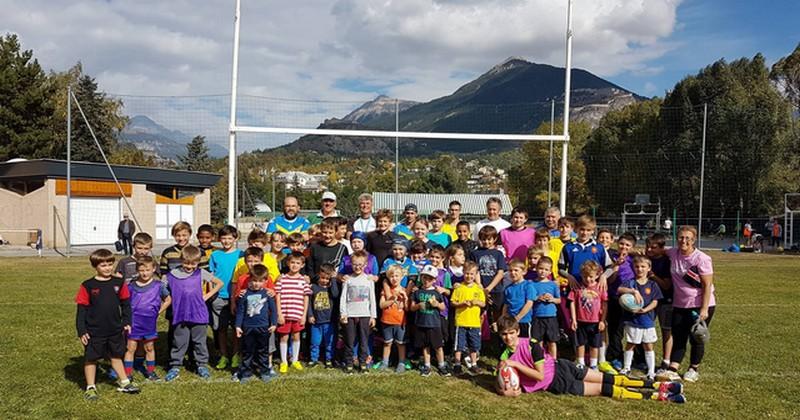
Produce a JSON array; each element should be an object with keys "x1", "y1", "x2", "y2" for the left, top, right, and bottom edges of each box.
[{"x1": 1, "y1": 0, "x2": 683, "y2": 148}]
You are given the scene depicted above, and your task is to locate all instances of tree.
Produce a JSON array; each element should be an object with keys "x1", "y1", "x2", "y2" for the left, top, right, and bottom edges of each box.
[
  {"x1": 771, "y1": 42, "x2": 800, "y2": 109},
  {"x1": 0, "y1": 34, "x2": 56, "y2": 161},
  {"x1": 178, "y1": 135, "x2": 213, "y2": 172},
  {"x1": 509, "y1": 120, "x2": 593, "y2": 215},
  {"x1": 68, "y1": 74, "x2": 127, "y2": 162},
  {"x1": 109, "y1": 143, "x2": 156, "y2": 167}
]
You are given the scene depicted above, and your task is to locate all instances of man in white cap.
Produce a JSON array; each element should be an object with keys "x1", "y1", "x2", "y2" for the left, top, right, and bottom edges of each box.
[{"x1": 309, "y1": 191, "x2": 340, "y2": 224}]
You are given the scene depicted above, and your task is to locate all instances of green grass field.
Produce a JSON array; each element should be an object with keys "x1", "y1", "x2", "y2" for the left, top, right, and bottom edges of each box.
[{"x1": 1, "y1": 252, "x2": 799, "y2": 419}]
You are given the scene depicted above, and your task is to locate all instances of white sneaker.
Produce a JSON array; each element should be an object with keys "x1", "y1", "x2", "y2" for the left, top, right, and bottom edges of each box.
[
  {"x1": 683, "y1": 369, "x2": 699, "y2": 383},
  {"x1": 619, "y1": 368, "x2": 631, "y2": 376},
  {"x1": 463, "y1": 356, "x2": 473, "y2": 369}
]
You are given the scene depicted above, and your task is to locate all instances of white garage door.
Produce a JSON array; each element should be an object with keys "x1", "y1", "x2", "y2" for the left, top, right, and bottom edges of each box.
[
  {"x1": 70, "y1": 198, "x2": 121, "y2": 245},
  {"x1": 155, "y1": 204, "x2": 194, "y2": 241}
]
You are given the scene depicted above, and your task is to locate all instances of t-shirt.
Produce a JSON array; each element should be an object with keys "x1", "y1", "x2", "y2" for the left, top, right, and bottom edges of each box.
[
  {"x1": 232, "y1": 253, "x2": 280, "y2": 289},
  {"x1": 558, "y1": 239, "x2": 612, "y2": 283},
  {"x1": 500, "y1": 227, "x2": 535, "y2": 263},
  {"x1": 307, "y1": 242, "x2": 349, "y2": 281},
  {"x1": 470, "y1": 247, "x2": 508, "y2": 292},
  {"x1": 267, "y1": 215, "x2": 311, "y2": 236},
  {"x1": 549, "y1": 238, "x2": 570, "y2": 286},
  {"x1": 338, "y1": 253, "x2": 379, "y2": 276},
  {"x1": 568, "y1": 283, "x2": 608, "y2": 323},
  {"x1": 427, "y1": 231, "x2": 452, "y2": 248},
  {"x1": 451, "y1": 283, "x2": 485, "y2": 328},
  {"x1": 442, "y1": 222, "x2": 458, "y2": 241},
  {"x1": 209, "y1": 249, "x2": 244, "y2": 298},
  {"x1": 667, "y1": 248, "x2": 716, "y2": 309},
  {"x1": 608, "y1": 251, "x2": 633, "y2": 299},
  {"x1": 310, "y1": 282, "x2": 340, "y2": 324},
  {"x1": 380, "y1": 287, "x2": 407, "y2": 326},
  {"x1": 75, "y1": 277, "x2": 131, "y2": 337},
  {"x1": 532, "y1": 280, "x2": 560, "y2": 318},
  {"x1": 366, "y1": 230, "x2": 399, "y2": 267},
  {"x1": 339, "y1": 273, "x2": 376, "y2": 319},
  {"x1": 235, "y1": 289, "x2": 277, "y2": 330},
  {"x1": 473, "y1": 218, "x2": 511, "y2": 241},
  {"x1": 506, "y1": 338, "x2": 555, "y2": 393},
  {"x1": 159, "y1": 244, "x2": 184, "y2": 274},
  {"x1": 231, "y1": 273, "x2": 276, "y2": 308},
  {"x1": 276, "y1": 274, "x2": 312, "y2": 321},
  {"x1": 504, "y1": 281, "x2": 536, "y2": 323},
  {"x1": 381, "y1": 257, "x2": 418, "y2": 288},
  {"x1": 349, "y1": 216, "x2": 376, "y2": 234},
  {"x1": 412, "y1": 288, "x2": 444, "y2": 328},
  {"x1": 198, "y1": 244, "x2": 215, "y2": 271},
  {"x1": 649, "y1": 255, "x2": 672, "y2": 302},
  {"x1": 393, "y1": 222, "x2": 415, "y2": 240},
  {"x1": 621, "y1": 278, "x2": 663, "y2": 328}
]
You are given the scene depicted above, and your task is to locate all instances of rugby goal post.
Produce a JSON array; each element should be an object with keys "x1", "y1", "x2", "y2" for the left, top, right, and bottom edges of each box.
[{"x1": 224, "y1": 0, "x2": 576, "y2": 225}]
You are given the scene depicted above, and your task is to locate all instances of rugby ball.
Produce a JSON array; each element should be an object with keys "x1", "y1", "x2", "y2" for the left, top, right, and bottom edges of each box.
[
  {"x1": 619, "y1": 293, "x2": 643, "y2": 312},
  {"x1": 497, "y1": 365, "x2": 520, "y2": 392}
]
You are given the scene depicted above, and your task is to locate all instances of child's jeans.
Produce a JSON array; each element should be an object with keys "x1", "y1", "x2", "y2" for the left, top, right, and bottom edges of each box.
[{"x1": 310, "y1": 322, "x2": 334, "y2": 362}]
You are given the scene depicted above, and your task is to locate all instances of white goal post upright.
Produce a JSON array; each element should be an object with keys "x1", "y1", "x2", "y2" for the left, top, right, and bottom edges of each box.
[{"x1": 226, "y1": 0, "x2": 575, "y2": 224}]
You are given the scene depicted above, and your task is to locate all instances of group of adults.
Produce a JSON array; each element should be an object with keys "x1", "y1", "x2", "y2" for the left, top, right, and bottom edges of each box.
[{"x1": 263, "y1": 193, "x2": 716, "y2": 379}]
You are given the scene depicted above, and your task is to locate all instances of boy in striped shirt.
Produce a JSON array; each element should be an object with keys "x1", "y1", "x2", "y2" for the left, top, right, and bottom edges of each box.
[{"x1": 275, "y1": 252, "x2": 312, "y2": 373}]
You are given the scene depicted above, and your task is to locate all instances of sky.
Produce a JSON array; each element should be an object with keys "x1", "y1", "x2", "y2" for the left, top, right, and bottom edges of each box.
[{"x1": 2, "y1": 0, "x2": 799, "y2": 148}]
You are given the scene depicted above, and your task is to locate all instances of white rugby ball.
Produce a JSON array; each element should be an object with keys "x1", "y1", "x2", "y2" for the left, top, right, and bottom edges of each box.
[{"x1": 497, "y1": 365, "x2": 520, "y2": 391}]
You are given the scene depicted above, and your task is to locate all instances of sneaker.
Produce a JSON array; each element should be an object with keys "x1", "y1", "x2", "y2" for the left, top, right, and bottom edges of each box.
[
  {"x1": 463, "y1": 356, "x2": 473, "y2": 369},
  {"x1": 668, "y1": 393, "x2": 687, "y2": 403},
  {"x1": 665, "y1": 381, "x2": 684, "y2": 395},
  {"x1": 231, "y1": 372, "x2": 240, "y2": 383},
  {"x1": 84, "y1": 386, "x2": 98, "y2": 401},
  {"x1": 197, "y1": 366, "x2": 211, "y2": 380},
  {"x1": 420, "y1": 365, "x2": 432, "y2": 377},
  {"x1": 453, "y1": 364, "x2": 463, "y2": 375},
  {"x1": 165, "y1": 368, "x2": 180, "y2": 382},
  {"x1": 438, "y1": 364, "x2": 452, "y2": 377},
  {"x1": 683, "y1": 369, "x2": 699, "y2": 383},
  {"x1": 238, "y1": 374, "x2": 252, "y2": 384},
  {"x1": 358, "y1": 365, "x2": 369, "y2": 374},
  {"x1": 307, "y1": 361, "x2": 318, "y2": 369},
  {"x1": 291, "y1": 361, "x2": 304, "y2": 371},
  {"x1": 404, "y1": 360, "x2": 413, "y2": 370},
  {"x1": 395, "y1": 363, "x2": 406, "y2": 374},
  {"x1": 231, "y1": 354, "x2": 241, "y2": 369},
  {"x1": 116, "y1": 381, "x2": 140, "y2": 394},
  {"x1": 345, "y1": 365, "x2": 355, "y2": 375},
  {"x1": 216, "y1": 356, "x2": 229, "y2": 370},
  {"x1": 598, "y1": 361, "x2": 618, "y2": 375},
  {"x1": 279, "y1": 363, "x2": 289, "y2": 374},
  {"x1": 372, "y1": 361, "x2": 384, "y2": 370},
  {"x1": 469, "y1": 365, "x2": 482, "y2": 375},
  {"x1": 619, "y1": 368, "x2": 631, "y2": 376},
  {"x1": 260, "y1": 373, "x2": 274, "y2": 383},
  {"x1": 324, "y1": 361, "x2": 333, "y2": 369},
  {"x1": 144, "y1": 371, "x2": 161, "y2": 382},
  {"x1": 656, "y1": 369, "x2": 682, "y2": 382},
  {"x1": 610, "y1": 359, "x2": 623, "y2": 371}
]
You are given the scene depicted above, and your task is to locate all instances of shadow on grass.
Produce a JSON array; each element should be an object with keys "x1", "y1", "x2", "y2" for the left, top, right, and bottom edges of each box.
[{"x1": 63, "y1": 356, "x2": 86, "y2": 390}]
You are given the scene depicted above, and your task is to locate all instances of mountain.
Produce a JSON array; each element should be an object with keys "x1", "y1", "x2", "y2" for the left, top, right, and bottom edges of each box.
[
  {"x1": 278, "y1": 57, "x2": 642, "y2": 155},
  {"x1": 342, "y1": 95, "x2": 420, "y2": 125},
  {"x1": 119, "y1": 115, "x2": 228, "y2": 160}
]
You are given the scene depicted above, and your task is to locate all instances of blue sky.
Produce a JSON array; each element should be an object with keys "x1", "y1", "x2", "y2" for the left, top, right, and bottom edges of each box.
[{"x1": 611, "y1": 0, "x2": 800, "y2": 97}]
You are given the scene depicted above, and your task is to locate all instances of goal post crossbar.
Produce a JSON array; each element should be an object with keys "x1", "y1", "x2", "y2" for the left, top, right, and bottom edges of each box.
[{"x1": 232, "y1": 125, "x2": 569, "y2": 142}]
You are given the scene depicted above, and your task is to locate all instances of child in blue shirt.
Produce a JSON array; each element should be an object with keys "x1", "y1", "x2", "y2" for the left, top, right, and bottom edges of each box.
[
  {"x1": 617, "y1": 255, "x2": 663, "y2": 380},
  {"x1": 470, "y1": 225, "x2": 507, "y2": 324},
  {"x1": 208, "y1": 225, "x2": 244, "y2": 370},
  {"x1": 381, "y1": 238, "x2": 419, "y2": 289},
  {"x1": 530, "y1": 256, "x2": 561, "y2": 357},
  {"x1": 235, "y1": 264, "x2": 277, "y2": 383},
  {"x1": 502, "y1": 259, "x2": 536, "y2": 337},
  {"x1": 309, "y1": 264, "x2": 340, "y2": 368}
]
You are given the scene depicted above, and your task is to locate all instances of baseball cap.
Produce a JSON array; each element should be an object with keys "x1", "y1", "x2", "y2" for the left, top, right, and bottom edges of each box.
[
  {"x1": 690, "y1": 318, "x2": 710, "y2": 344},
  {"x1": 391, "y1": 238, "x2": 409, "y2": 249},
  {"x1": 404, "y1": 203, "x2": 418, "y2": 213},
  {"x1": 420, "y1": 264, "x2": 438, "y2": 279},
  {"x1": 322, "y1": 191, "x2": 337, "y2": 201}
]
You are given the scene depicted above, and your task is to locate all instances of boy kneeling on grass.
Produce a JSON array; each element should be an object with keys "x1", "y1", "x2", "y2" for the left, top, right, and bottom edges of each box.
[{"x1": 495, "y1": 315, "x2": 685, "y2": 403}]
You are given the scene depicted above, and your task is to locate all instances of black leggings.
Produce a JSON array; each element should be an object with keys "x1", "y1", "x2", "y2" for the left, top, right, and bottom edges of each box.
[{"x1": 670, "y1": 306, "x2": 715, "y2": 367}]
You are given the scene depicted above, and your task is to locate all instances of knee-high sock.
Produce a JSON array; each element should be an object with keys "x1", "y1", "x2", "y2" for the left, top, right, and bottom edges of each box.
[
  {"x1": 292, "y1": 339, "x2": 301, "y2": 363},
  {"x1": 280, "y1": 341, "x2": 288, "y2": 364},
  {"x1": 599, "y1": 342, "x2": 607, "y2": 364},
  {"x1": 645, "y1": 351, "x2": 656, "y2": 377},
  {"x1": 624, "y1": 349, "x2": 634, "y2": 370},
  {"x1": 605, "y1": 373, "x2": 652, "y2": 388}
]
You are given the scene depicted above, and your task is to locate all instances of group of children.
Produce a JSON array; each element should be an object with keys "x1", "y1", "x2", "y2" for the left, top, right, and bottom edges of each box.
[{"x1": 75, "y1": 207, "x2": 682, "y2": 403}]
